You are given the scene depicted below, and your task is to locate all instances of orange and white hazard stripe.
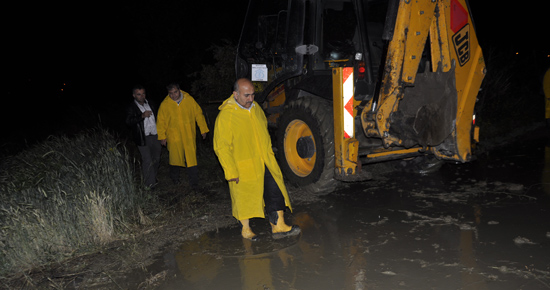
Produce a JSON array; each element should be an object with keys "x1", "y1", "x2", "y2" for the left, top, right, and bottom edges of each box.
[{"x1": 342, "y1": 67, "x2": 354, "y2": 139}]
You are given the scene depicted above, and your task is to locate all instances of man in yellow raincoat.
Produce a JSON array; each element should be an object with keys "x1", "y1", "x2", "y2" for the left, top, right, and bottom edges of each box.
[
  {"x1": 157, "y1": 83, "x2": 209, "y2": 189},
  {"x1": 213, "y1": 78, "x2": 300, "y2": 241}
]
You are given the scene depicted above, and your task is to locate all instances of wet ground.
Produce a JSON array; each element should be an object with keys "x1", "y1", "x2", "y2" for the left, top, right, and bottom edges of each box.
[{"x1": 146, "y1": 131, "x2": 550, "y2": 290}]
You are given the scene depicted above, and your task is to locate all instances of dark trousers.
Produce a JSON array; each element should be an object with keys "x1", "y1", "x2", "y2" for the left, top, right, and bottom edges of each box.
[
  {"x1": 264, "y1": 167, "x2": 286, "y2": 223},
  {"x1": 138, "y1": 135, "x2": 161, "y2": 187},
  {"x1": 170, "y1": 165, "x2": 199, "y2": 189}
]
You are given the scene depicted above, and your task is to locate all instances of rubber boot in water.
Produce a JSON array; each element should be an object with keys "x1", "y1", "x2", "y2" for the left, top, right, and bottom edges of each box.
[
  {"x1": 270, "y1": 210, "x2": 301, "y2": 239},
  {"x1": 240, "y1": 219, "x2": 258, "y2": 241}
]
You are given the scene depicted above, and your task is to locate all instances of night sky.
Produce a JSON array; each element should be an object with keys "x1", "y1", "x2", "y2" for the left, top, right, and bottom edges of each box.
[
  {"x1": 4, "y1": 1, "x2": 247, "y2": 150},
  {"x1": 3, "y1": 1, "x2": 549, "y2": 154},
  {"x1": 7, "y1": 1, "x2": 247, "y2": 99}
]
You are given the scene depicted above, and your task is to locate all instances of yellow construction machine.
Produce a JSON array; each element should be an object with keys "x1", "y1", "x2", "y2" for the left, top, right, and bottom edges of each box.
[{"x1": 236, "y1": 0, "x2": 486, "y2": 193}]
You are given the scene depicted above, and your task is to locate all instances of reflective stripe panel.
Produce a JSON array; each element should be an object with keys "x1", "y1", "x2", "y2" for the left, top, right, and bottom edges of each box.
[{"x1": 342, "y1": 67, "x2": 354, "y2": 138}]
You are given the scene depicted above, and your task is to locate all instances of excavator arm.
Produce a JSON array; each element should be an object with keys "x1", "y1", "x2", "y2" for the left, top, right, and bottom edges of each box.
[{"x1": 360, "y1": 0, "x2": 485, "y2": 162}]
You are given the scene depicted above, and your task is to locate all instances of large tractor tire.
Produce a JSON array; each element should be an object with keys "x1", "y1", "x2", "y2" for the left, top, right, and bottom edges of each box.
[{"x1": 276, "y1": 96, "x2": 338, "y2": 195}]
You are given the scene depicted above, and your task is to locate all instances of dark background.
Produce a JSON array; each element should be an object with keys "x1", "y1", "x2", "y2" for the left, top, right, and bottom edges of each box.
[
  {"x1": 3, "y1": 1, "x2": 549, "y2": 156},
  {"x1": 4, "y1": 1, "x2": 247, "y2": 151}
]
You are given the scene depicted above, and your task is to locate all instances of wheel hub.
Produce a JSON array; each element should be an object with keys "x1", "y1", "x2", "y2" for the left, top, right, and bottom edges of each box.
[
  {"x1": 296, "y1": 136, "x2": 315, "y2": 159},
  {"x1": 284, "y1": 119, "x2": 317, "y2": 177}
]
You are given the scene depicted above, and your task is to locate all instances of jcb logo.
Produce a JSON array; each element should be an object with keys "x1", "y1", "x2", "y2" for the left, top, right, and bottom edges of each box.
[{"x1": 452, "y1": 24, "x2": 470, "y2": 66}]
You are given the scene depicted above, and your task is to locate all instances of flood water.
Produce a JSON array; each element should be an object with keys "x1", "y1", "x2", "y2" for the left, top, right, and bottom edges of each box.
[{"x1": 151, "y1": 129, "x2": 550, "y2": 289}]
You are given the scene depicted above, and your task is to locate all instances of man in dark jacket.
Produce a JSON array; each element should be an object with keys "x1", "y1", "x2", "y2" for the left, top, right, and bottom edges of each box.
[{"x1": 126, "y1": 85, "x2": 161, "y2": 188}]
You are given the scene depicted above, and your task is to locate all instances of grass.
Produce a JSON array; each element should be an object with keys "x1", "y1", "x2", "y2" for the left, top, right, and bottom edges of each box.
[{"x1": 0, "y1": 128, "x2": 144, "y2": 277}]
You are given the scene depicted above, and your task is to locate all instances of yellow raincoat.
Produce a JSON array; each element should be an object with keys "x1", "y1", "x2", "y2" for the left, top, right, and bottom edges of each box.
[
  {"x1": 157, "y1": 90, "x2": 209, "y2": 167},
  {"x1": 213, "y1": 95, "x2": 292, "y2": 220}
]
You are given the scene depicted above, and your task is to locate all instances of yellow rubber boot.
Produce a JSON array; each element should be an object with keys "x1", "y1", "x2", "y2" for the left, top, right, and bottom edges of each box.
[
  {"x1": 240, "y1": 219, "x2": 258, "y2": 241},
  {"x1": 270, "y1": 210, "x2": 301, "y2": 239}
]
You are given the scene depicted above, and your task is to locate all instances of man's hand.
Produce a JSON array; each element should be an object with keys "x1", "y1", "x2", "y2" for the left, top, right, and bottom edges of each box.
[
  {"x1": 228, "y1": 177, "x2": 239, "y2": 184},
  {"x1": 160, "y1": 139, "x2": 167, "y2": 146},
  {"x1": 202, "y1": 133, "x2": 207, "y2": 139},
  {"x1": 142, "y1": 110, "x2": 153, "y2": 118}
]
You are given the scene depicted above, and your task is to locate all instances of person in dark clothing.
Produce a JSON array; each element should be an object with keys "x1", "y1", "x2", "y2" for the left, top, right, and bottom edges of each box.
[{"x1": 126, "y1": 85, "x2": 161, "y2": 188}]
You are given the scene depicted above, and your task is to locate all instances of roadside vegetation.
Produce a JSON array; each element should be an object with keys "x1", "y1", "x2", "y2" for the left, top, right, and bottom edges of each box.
[
  {"x1": 0, "y1": 127, "x2": 229, "y2": 287},
  {"x1": 0, "y1": 129, "x2": 144, "y2": 277}
]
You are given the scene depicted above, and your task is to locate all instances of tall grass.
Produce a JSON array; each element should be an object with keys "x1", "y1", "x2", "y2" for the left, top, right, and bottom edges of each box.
[{"x1": 0, "y1": 128, "x2": 143, "y2": 276}]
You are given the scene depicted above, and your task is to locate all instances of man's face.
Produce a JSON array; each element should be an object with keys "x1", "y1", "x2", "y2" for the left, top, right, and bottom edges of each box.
[
  {"x1": 234, "y1": 81, "x2": 255, "y2": 108},
  {"x1": 133, "y1": 89, "x2": 146, "y2": 104},
  {"x1": 168, "y1": 88, "x2": 180, "y2": 101}
]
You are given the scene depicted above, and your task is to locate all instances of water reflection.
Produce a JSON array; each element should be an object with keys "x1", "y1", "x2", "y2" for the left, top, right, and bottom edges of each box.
[
  {"x1": 240, "y1": 238, "x2": 273, "y2": 289},
  {"x1": 164, "y1": 219, "x2": 305, "y2": 289},
  {"x1": 164, "y1": 202, "x2": 492, "y2": 289},
  {"x1": 458, "y1": 204, "x2": 487, "y2": 290},
  {"x1": 161, "y1": 209, "x2": 376, "y2": 289},
  {"x1": 173, "y1": 234, "x2": 223, "y2": 288}
]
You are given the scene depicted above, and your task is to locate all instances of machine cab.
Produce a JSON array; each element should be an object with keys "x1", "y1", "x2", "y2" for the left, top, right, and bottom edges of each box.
[{"x1": 236, "y1": 0, "x2": 387, "y2": 105}]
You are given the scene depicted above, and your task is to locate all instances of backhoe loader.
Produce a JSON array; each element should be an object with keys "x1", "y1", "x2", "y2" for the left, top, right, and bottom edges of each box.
[{"x1": 235, "y1": 0, "x2": 486, "y2": 193}]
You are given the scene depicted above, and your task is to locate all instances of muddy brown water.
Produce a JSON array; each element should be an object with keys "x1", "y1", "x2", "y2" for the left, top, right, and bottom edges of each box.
[{"x1": 142, "y1": 131, "x2": 550, "y2": 289}]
